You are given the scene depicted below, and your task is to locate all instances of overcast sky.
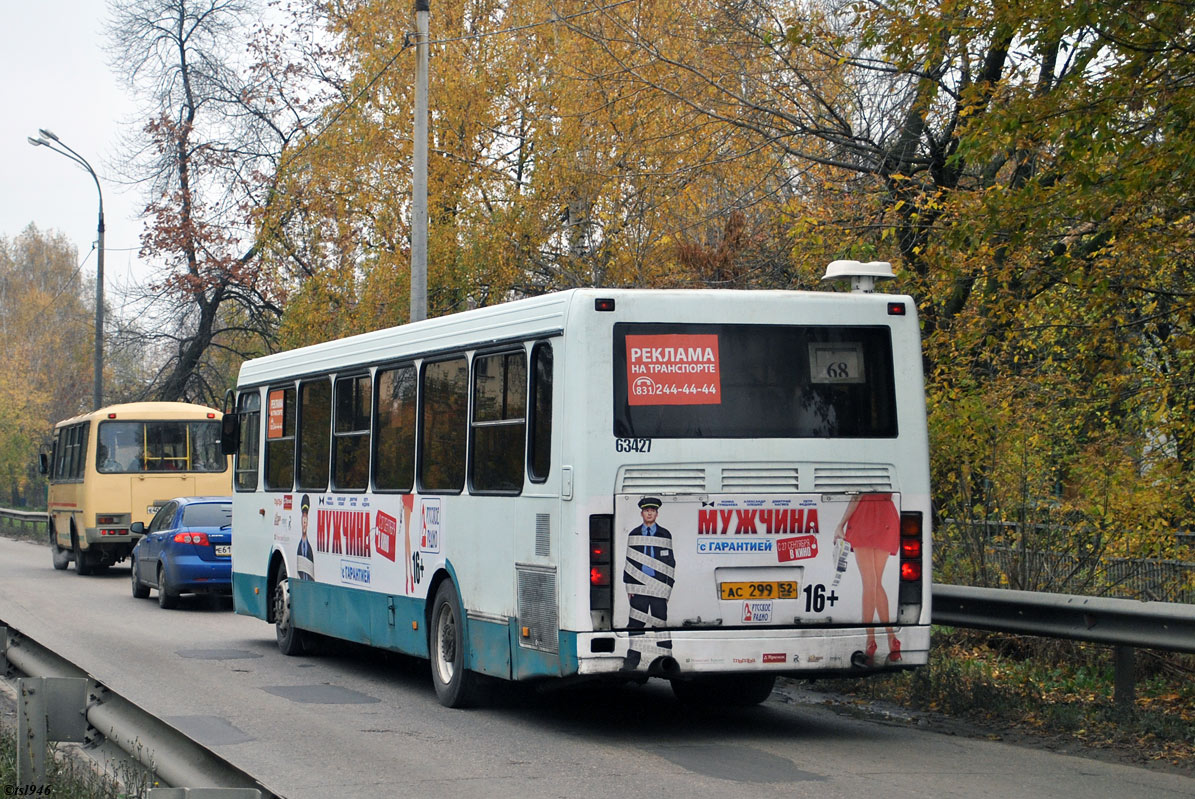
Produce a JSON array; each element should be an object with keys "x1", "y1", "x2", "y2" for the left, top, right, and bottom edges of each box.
[{"x1": 1, "y1": 1, "x2": 152, "y2": 312}]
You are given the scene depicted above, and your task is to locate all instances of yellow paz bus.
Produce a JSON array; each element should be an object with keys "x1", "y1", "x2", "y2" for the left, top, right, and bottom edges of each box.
[{"x1": 42, "y1": 401, "x2": 231, "y2": 575}]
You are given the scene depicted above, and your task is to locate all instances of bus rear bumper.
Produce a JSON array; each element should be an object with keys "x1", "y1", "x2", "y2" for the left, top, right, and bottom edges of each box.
[
  {"x1": 573, "y1": 626, "x2": 930, "y2": 677},
  {"x1": 80, "y1": 528, "x2": 135, "y2": 563}
]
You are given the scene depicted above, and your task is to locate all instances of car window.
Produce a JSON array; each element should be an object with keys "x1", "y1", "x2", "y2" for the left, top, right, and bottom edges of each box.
[
  {"x1": 181, "y1": 503, "x2": 232, "y2": 528},
  {"x1": 148, "y1": 502, "x2": 178, "y2": 533}
]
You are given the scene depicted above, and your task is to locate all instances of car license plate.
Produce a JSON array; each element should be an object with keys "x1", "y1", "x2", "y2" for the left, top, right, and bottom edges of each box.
[
  {"x1": 215, "y1": 544, "x2": 231, "y2": 557},
  {"x1": 719, "y1": 581, "x2": 799, "y2": 600}
]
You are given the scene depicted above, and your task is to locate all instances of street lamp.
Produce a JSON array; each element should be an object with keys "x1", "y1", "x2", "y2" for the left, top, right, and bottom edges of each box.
[{"x1": 28, "y1": 129, "x2": 105, "y2": 411}]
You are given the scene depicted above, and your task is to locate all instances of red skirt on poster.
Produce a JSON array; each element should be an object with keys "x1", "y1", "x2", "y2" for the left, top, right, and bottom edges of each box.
[{"x1": 843, "y1": 493, "x2": 899, "y2": 555}]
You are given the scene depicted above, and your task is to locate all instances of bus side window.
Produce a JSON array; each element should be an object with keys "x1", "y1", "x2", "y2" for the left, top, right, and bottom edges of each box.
[
  {"x1": 333, "y1": 374, "x2": 371, "y2": 491},
  {"x1": 235, "y1": 391, "x2": 262, "y2": 491},
  {"x1": 264, "y1": 386, "x2": 295, "y2": 490},
  {"x1": 50, "y1": 429, "x2": 64, "y2": 481},
  {"x1": 419, "y1": 356, "x2": 468, "y2": 493},
  {"x1": 374, "y1": 365, "x2": 416, "y2": 492},
  {"x1": 297, "y1": 379, "x2": 332, "y2": 491},
  {"x1": 69, "y1": 423, "x2": 88, "y2": 481},
  {"x1": 470, "y1": 350, "x2": 526, "y2": 493},
  {"x1": 528, "y1": 342, "x2": 553, "y2": 482}
]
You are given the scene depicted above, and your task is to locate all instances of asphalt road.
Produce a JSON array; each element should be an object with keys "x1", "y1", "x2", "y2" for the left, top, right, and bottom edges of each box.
[{"x1": 0, "y1": 535, "x2": 1190, "y2": 799}]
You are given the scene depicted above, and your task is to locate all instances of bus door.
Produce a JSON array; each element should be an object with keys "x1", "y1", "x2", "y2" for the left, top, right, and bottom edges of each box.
[{"x1": 612, "y1": 492, "x2": 903, "y2": 631}]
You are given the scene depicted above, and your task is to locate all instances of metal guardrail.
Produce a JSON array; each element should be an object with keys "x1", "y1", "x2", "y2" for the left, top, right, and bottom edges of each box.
[
  {"x1": 1, "y1": 621, "x2": 277, "y2": 797},
  {"x1": 0, "y1": 506, "x2": 47, "y2": 535},
  {"x1": 932, "y1": 584, "x2": 1195, "y2": 654},
  {"x1": 932, "y1": 584, "x2": 1195, "y2": 709}
]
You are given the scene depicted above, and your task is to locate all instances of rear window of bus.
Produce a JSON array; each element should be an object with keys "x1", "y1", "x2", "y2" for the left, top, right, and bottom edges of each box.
[{"x1": 613, "y1": 323, "x2": 897, "y2": 439}]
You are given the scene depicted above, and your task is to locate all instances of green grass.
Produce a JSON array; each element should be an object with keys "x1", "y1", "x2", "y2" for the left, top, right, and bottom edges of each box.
[
  {"x1": 0, "y1": 725, "x2": 153, "y2": 799},
  {"x1": 0, "y1": 521, "x2": 47, "y2": 545},
  {"x1": 813, "y1": 627, "x2": 1195, "y2": 770}
]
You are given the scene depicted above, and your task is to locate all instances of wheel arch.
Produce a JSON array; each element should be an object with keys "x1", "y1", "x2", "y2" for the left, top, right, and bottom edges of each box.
[
  {"x1": 424, "y1": 563, "x2": 464, "y2": 646},
  {"x1": 266, "y1": 548, "x2": 288, "y2": 623}
]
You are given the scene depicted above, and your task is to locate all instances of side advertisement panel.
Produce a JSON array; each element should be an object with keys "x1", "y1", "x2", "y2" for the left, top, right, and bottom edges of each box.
[{"x1": 266, "y1": 492, "x2": 439, "y2": 599}]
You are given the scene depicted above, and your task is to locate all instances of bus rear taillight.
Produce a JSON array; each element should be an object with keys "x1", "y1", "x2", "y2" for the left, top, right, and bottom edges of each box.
[
  {"x1": 589, "y1": 514, "x2": 614, "y2": 624},
  {"x1": 897, "y1": 511, "x2": 924, "y2": 624},
  {"x1": 98, "y1": 513, "x2": 130, "y2": 537}
]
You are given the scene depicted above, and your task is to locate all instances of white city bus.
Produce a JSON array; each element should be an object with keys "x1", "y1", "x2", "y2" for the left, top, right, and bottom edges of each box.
[{"x1": 224, "y1": 266, "x2": 931, "y2": 707}]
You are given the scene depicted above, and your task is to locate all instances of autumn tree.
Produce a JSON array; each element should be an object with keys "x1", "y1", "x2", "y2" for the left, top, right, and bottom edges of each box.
[
  {"x1": 0, "y1": 226, "x2": 94, "y2": 505},
  {"x1": 578, "y1": 0, "x2": 1195, "y2": 578},
  {"x1": 107, "y1": 0, "x2": 294, "y2": 404},
  {"x1": 255, "y1": 0, "x2": 814, "y2": 350},
  {"x1": 250, "y1": 1, "x2": 1194, "y2": 590}
]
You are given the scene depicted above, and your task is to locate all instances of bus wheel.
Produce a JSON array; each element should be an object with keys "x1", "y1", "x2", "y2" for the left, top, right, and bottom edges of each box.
[
  {"x1": 157, "y1": 565, "x2": 179, "y2": 609},
  {"x1": 429, "y1": 581, "x2": 485, "y2": 708},
  {"x1": 131, "y1": 564, "x2": 150, "y2": 598},
  {"x1": 273, "y1": 567, "x2": 308, "y2": 656},
  {"x1": 72, "y1": 535, "x2": 94, "y2": 576},
  {"x1": 50, "y1": 530, "x2": 70, "y2": 571},
  {"x1": 670, "y1": 674, "x2": 776, "y2": 707}
]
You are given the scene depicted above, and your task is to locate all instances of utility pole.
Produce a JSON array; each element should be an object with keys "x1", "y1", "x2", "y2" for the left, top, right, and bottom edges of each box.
[{"x1": 411, "y1": 0, "x2": 430, "y2": 322}]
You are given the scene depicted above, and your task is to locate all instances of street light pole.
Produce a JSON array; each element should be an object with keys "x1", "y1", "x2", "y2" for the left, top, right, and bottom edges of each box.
[
  {"x1": 28, "y1": 129, "x2": 105, "y2": 410},
  {"x1": 411, "y1": 0, "x2": 429, "y2": 323}
]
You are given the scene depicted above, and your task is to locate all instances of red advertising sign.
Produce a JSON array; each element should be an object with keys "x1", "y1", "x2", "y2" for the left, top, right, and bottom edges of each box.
[
  {"x1": 267, "y1": 389, "x2": 286, "y2": 439},
  {"x1": 777, "y1": 535, "x2": 819, "y2": 562},
  {"x1": 625, "y1": 334, "x2": 721, "y2": 406},
  {"x1": 375, "y1": 510, "x2": 397, "y2": 562}
]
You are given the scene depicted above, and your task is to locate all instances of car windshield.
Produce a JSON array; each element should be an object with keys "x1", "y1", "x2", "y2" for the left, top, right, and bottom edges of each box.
[{"x1": 180, "y1": 503, "x2": 232, "y2": 528}]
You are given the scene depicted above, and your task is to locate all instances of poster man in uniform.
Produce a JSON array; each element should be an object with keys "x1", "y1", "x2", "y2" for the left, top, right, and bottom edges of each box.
[
  {"x1": 296, "y1": 494, "x2": 315, "y2": 581},
  {"x1": 623, "y1": 496, "x2": 675, "y2": 670}
]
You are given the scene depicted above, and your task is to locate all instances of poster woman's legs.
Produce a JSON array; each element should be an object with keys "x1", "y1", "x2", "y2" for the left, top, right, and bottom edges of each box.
[{"x1": 853, "y1": 546, "x2": 900, "y2": 663}]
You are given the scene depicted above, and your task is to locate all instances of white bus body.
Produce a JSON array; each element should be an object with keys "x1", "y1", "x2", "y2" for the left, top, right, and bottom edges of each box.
[{"x1": 227, "y1": 287, "x2": 931, "y2": 706}]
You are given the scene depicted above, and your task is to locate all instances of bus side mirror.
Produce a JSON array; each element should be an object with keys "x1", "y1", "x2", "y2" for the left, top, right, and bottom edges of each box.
[
  {"x1": 220, "y1": 413, "x2": 240, "y2": 456},
  {"x1": 38, "y1": 453, "x2": 49, "y2": 475}
]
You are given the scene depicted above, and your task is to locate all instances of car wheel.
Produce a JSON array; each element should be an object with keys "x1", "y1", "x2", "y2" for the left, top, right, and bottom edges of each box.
[
  {"x1": 157, "y1": 565, "x2": 179, "y2": 609},
  {"x1": 429, "y1": 580, "x2": 486, "y2": 708},
  {"x1": 670, "y1": 674, "x2": 776, "y2": 707},
  {"x1": 131, "y1": 561, "x2": 150, "y2": 598},
  {"x1": 273, "y1": 566, "x2": 309, "y2": 656},
  {"x1": 50, "y1": 530, "x2": 70, "y2": 571}
]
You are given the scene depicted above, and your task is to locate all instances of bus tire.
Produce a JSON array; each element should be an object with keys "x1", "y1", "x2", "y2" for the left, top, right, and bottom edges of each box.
[
  {"x1": 72, "y1": 534, "x2": 94, "y2": 576},
  {"x1": 429, "y1": 581, "x2": 485, "y2": 708},
  {"x1": 670, "y1": 674, "x2": 776, "y2": 707},
  {"x1": 273, "y1": 566, "x2": 309, "y2": 656},
  {"x1": 50, "y1": 529, "x2": 70, "y2": 571},
  {"x1": 131, "y1": 564, "x2": 150, "y2": 598},
  {"x1": 157, "y1": 565, "x2": 179, "y2": 609}
]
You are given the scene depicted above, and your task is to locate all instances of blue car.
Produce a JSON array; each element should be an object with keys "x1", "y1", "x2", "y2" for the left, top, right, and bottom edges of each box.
[{"x1": 130, "y1": 496, "x2": 233, "y2": 608}]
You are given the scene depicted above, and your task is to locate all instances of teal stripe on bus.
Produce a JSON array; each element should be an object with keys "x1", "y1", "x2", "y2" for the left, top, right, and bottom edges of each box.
[
  {"x1": 236, "y1": 574, "x2": 579, "y2": 681},
  {"x1": 232, "y1": 572, "x2": 268, "y2": 619}
]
